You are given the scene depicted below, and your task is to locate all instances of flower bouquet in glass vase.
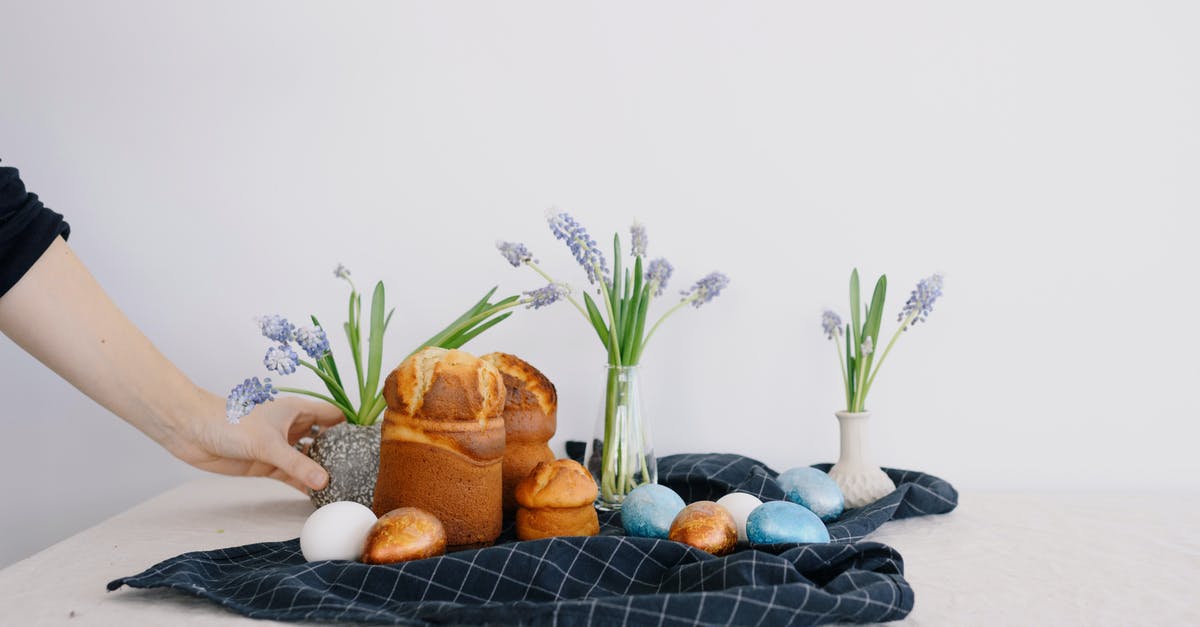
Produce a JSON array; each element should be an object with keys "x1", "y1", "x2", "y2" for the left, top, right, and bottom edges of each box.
[
  {"x1": 497, "y1": 214, "x2": 729, "y2": 510},
  {"x1": 822, "y1": 269, "x2": 944, "y2": 508},
  {"x1": 226, "y1": 265, "x2": 528, "y2": 508}
]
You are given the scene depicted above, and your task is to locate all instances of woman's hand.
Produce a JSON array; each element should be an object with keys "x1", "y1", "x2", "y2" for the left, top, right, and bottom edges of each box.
[
  {"x1": 0, "y1": 237, "x2": 345, "y2": 493},
  {"x1": 167, "y1": 393, "x2": 346, "y2": 492}
]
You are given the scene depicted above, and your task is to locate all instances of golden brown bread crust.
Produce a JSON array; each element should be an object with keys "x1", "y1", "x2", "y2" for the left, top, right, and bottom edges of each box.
[
  {"x1": 373, "y1": 439, "x2": 503, "y2": 548},
  {"x1": 481, "y1": 352, "x2": 557, "y2": 418},
  {"x1": 360, "y1": 507, "x2": 446, "y2": 564},
  {"x1": 515, "y1": 504, "x2": 600, "y2": 541},
  {"x1": 515, "y1": 459, "x2": 598, "y2": 509},
  {"x1": 482, "y1": 352, "x2": 559, "y2": 516},
  {"x1": 668, "y1": 501, "x2": 738, "y2": 556},
  {"x1": 384, "y1": 348, "x2": 505, "y2": 422}
]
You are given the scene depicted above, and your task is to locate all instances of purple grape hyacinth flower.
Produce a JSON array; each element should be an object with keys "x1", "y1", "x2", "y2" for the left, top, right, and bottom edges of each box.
[
  {"x1": 334, "y1": 264, "x2": 351, "y2": 280},
  {"x1": 257, "y1": 315, "x2": 295, "y2": 344},
  {"x1": 225, "y1": 377, "x2": 277, "y2": 424},
  {"x1": 496, "y1": 240, "x2": 534, "y2": 267},
  {"x1": 295, "y1": 326, "x2": 330, "y2": 359},
  {"x1": 630, "y1": 221, "x2": 648, "y2": 257},
  {"x1": 523, "y1": 283, "x2": 568, "y2": 309},
  {"x1": 681, "y1": 272, "x2": 730, "y2": 308},
  {"x1": 899, "y1": 273, "x2": 945, "y2": 329},
  {"x1": 645, "y1": 258, "x2": 673, "y2": 297},
  {"x1": 546, "y1": 211, "x2": 610, "y2": 285},
  {"x1": 822, "y1": 310, "x2": 843, "y2": 340},
  {"x1": 263, "y1": 343, "x2": 298, "y2": 375}
]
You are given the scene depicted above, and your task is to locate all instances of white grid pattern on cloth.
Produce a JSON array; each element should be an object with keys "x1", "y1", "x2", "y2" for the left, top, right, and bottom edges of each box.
[{"x1": 109, "y1": 453, "x2": 953, "y2": 626}]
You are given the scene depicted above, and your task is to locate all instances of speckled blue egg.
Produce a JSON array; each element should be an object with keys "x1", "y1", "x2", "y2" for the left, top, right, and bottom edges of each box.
[
  {"x1": 746, "y1": 501, "x2": 831, "y2": 544},
  {"x1": 621, "y1": 484, "x2": 686, "y2": 539},
  {"x1": 777, "y1": 467, "x2": 845, "y2": 522}
]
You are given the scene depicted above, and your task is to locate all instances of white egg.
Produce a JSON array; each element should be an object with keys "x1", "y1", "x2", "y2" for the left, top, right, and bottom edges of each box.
[
  {"x1": 300, "y1": 501, "x2": 378, "y2": 562},
  {"x1": 716, "y1": 492, "x2": 763, "y2": 543}
]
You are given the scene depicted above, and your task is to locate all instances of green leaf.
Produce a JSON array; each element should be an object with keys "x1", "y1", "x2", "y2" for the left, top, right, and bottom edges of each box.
[
  {"x1": 620, "y1": 259, "x2": 644, "y2": 363},
  {"x1": 611, "y1": 234, "x2": 623, "y2": 323},
  {"x1": 348, "y1": 290, "x2": 365, "y2": 402},
  {"x1": 845, "y1": 323, "x2": 856, "y2": 402},
  {"x1": 414, "y1": 287, "x2": 501, "y2": 352},
  {"x1": 448, "y1": 311, "x2": 513, "y2": 349},
  {"x1": 363, "y1": 393, "x2": 388, "y2": 425},
  {"x1": 493, "y1": 294, "x2": 521, "y2": 308},
  {"x1": 625, "y1": 283, "x2": 650, "y2": 364},
  {"x1": 864, "y1": 275, "x2": 887, "y2": 348},
  {"x1": 582, "y1": 292, "x2": 611, "y2": 346},
  {"x1": 362, "y1": 281, "x2": 387, "y2": 412},
  {"x1": 310, "y1": 315, "x2": 343, "y2": 390},
  {"x1": 849, "y1": 269, "x2": 862, "y2": 363}
]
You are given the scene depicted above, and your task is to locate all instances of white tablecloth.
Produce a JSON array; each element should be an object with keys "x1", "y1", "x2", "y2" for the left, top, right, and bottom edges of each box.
[{"x1": 1, "y1": 477, "x2": 1197, "y2": 625}]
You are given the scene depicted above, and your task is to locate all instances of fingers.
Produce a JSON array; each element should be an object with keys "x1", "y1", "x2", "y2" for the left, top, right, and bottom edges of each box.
[
  {"x1": 259, "y1": 438, "x2": 330, "y2": 491},
  {"x1": 267, "y1": 467, "x2": 310, "y2": 493}
]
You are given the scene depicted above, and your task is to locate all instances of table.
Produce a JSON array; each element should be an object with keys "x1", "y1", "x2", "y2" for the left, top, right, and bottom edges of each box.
[{"x1": 1, "y1": 478, "x2": 1197, "y2": 625}]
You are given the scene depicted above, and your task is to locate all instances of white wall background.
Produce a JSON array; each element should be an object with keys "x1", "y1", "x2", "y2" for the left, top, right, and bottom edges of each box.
[{"x1": 2, "y1": 0, "x2": 1198, "y2": 567}]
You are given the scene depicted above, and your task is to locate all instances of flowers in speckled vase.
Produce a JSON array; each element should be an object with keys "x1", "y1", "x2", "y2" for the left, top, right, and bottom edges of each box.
[
  {"x1": 497, "y1": 213, "x2": 729, "y2": 509},
  {"x1": 821, "y1": 269, "x2": 945, "y2": 508},
  {"x1": 227, "y1": 266, "x2": 526, "y2": 426},
  {"x1": 226, "y1": 265, "x2": 527, "y2": 507}
]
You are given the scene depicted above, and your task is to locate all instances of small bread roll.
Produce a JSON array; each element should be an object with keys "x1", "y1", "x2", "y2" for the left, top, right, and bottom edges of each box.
[
  {"x1": 373, "y1": 348, "x2": 507, "y2": 549},
  {"x1": 360, "y1": 507, "x2": 446, "y2": 564},
  {"x1": 481, "y1": 352, "x2": 557, "y2": 516},
  {"x1": 515, "y1": 459, "x2": 600, "y2": 541}
]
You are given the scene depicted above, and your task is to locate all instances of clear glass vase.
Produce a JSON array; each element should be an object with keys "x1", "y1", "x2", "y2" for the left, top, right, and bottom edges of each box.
[{"x1": 586, "y1": 365, "x2": 657, "y2": 510}]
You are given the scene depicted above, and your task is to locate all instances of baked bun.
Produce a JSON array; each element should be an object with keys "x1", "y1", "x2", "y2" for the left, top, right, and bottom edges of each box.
[
  {"x1": 514, "y1": 459, "x2": 600, "y2": 540},
  {"x1": 360, "y1": 507, "x2": 446, "y2": 564},
  {"x1": 481, "y1": 352, "x2": 557, "y2": 516},
  {"x1": 373, "y1": 348, "x2": 507, "y2": 549}
]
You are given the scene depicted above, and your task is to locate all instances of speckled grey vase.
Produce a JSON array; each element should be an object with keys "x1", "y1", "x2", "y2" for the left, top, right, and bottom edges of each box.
[{"x1": 306, "y1": 421, "x2": 381, "y2": 509}]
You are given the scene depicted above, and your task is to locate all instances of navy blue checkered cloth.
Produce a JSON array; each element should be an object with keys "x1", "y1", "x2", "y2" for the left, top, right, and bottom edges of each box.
[{"x1": 108, "y1": 454, "x2": 957, "y2": 625}]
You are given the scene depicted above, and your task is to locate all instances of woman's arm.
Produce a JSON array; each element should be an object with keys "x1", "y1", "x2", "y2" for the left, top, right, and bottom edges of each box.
[{"x1": 0, "y1": 236, "x2": 343, "y2": 491}]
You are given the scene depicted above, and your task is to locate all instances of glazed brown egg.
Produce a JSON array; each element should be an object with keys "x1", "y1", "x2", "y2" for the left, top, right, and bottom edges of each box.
[
  {"x1": 360, "y1": 507, "x2": 447, "y2": 564},
  {"x1": 667, "y1": 501, "x2": 738, "y2": 556}
]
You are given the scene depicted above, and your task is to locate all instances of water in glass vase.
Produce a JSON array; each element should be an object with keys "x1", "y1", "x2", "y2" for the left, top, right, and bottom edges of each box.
[{"x1": 586, "y1": 365, "x2": 657, "y2": 510}]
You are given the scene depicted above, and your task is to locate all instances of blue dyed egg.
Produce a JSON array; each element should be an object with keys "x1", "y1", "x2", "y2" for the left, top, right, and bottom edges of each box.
[
  {"x1": 621, "y1": 484, "x2": 686, "y2": 539},
  {"x1": 746, "y1": 501, "x2": 830, "y2": 544},
  {"x1": 777, "y1": 467, "x2": 845, "y2": 522}
]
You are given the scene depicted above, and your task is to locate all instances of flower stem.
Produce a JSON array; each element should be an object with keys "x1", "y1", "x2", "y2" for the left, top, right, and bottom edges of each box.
[
  {"x1": 298, "y1": 360, "x2": 349, "y2": 402},
  {"x1": 835, "y1": 337, "x2": 851, "y2": 410},
  {"x1": 851, "y1": 350, "x2": 868, "y2": 412},
  {"x1": 527, "y1": 261, "x2": 590, "y2": 321},
  {"x1": 278, "y1": 387, "x2": 357, "y2": 423},
  {"x1": 637, "y1": 296, "x2": 693, "y2": 360},
  {"x1": 860, "y1": 311, "x2": 918, "y2": 403}
]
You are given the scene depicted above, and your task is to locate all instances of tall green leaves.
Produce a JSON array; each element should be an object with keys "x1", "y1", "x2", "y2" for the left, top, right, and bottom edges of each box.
[
  {"x1": 843, "y1": 269, "x2": 887, "y2": 412},
  {"x1": 418, "y1": 286, "x2": 518, "y2": 352},
  {"x1": 596, "y1": 235, "x2": 654, "y2": 367},
  {"x1": 310, "y1": 279, "x2": 518, "y2": 426}
]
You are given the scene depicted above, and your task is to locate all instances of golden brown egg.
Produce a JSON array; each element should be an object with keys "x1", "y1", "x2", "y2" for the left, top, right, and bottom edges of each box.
[
  {"x1": 360, "y1": 507, "x2": 447, "y2": 564},
  {"x1": 668, "y1": 501, "x2": 738, "y2": 556}
]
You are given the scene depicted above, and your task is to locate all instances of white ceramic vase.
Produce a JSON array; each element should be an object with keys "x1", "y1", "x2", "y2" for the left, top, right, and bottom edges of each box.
[{"x1": 827, "y1": 411, "x2": 895, "y2": 509}]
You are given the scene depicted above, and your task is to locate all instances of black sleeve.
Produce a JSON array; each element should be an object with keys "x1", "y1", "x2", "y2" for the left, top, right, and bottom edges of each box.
[{"x1": 0, "y1": 164, "x2": 71, "y2": 297}]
